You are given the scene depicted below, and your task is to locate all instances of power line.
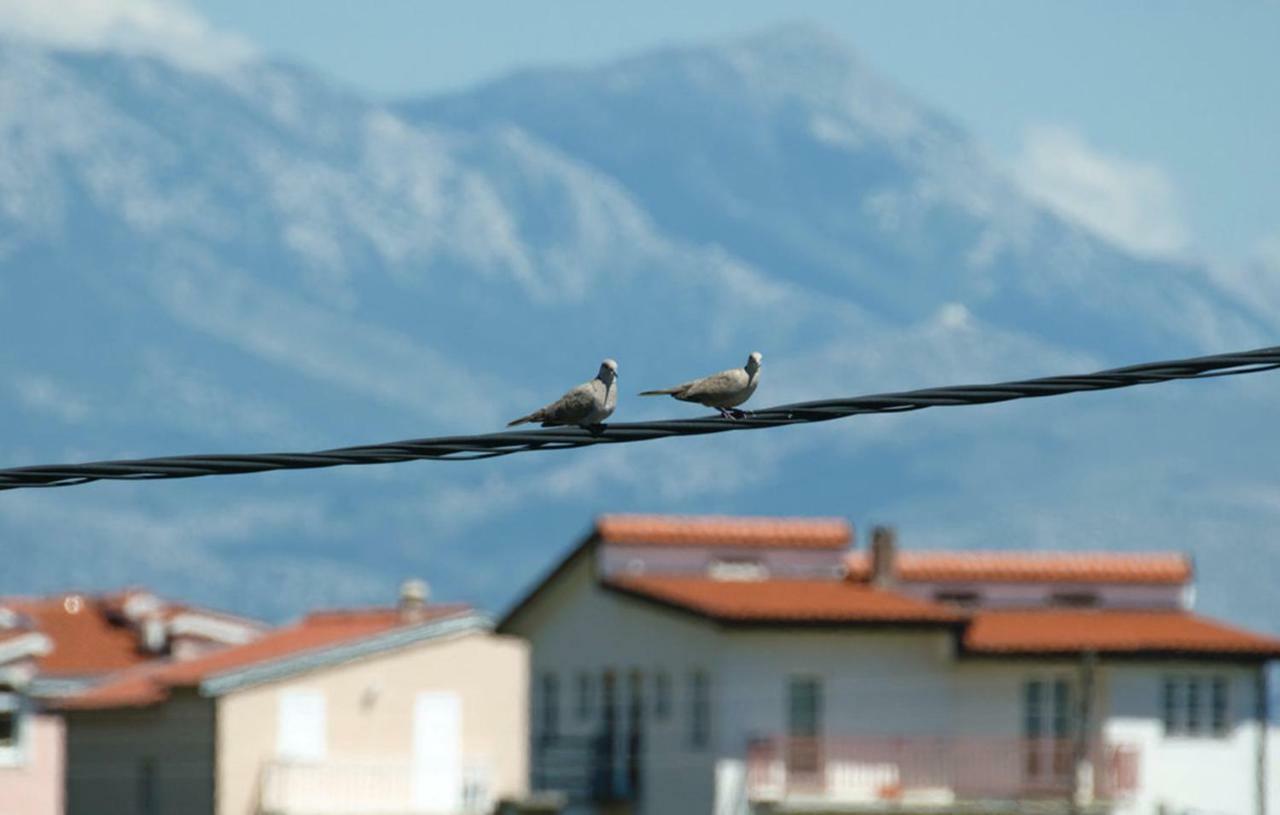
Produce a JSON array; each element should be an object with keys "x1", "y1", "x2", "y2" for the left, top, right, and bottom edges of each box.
[{"x1": 1, "y1": 345, "x2": 1277, "y2": 493}]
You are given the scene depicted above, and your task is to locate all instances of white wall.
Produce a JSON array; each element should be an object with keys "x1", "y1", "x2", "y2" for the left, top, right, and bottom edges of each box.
[
  {"x1": 515, "y1": 551, "x2": 723, "y2": 815},
  {"x1": 1105, "y1": 663, "x2": 1264, "y2": 815}
]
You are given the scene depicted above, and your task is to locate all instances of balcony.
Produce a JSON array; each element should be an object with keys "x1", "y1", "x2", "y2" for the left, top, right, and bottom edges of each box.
[
  {"x1": 259, "y1": 758, "x2": 494, "y2": 815},
  {"x1": 744, "y1": 736, "x2": 1139, "y2": 808}
]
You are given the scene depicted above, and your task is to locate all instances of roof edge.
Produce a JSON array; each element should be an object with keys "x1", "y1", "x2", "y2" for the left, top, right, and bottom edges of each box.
[
  {"x1": 200, "y1": 612, "x2": 490, "y2": 696},
  {"x1": 496, "y1": 526, "x2": 600, "y2": 635},
  {"x1": 601, "y1": 580, "x2": 964, "y2": 630}
]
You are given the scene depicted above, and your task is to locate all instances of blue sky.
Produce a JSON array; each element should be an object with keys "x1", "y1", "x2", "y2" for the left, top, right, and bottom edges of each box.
[{"x1": 183, "y1": 0, "x2": 1279, "y2": 264}]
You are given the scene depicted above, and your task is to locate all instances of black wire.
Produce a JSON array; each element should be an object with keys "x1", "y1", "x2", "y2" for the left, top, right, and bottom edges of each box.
[{"x1": 1, "y1": 345, "x2": 1277, "y2": 492}]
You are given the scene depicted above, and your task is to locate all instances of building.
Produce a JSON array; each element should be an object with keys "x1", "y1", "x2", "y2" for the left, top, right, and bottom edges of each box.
[
  {"x1": 0, "y1": 589, "x2": 264, "y2": 815},
  {"x1": 56, "y1": 581, "x2": 529, "y2": 815},
  {"x1": 499, "y1": 515, "x2": 1280, "y2": 815}
]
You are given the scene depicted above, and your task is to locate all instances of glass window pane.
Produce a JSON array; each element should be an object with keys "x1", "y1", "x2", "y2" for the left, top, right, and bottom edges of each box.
[
  {"x1": 1187, "y1": 677, "x2": 1201, "y2": 735},
  {"x1": 0, "y1": 710, "x2": 15, "y2": 748},
  {"x1": 655, "y1": 672, "x2": 671, "y2": 720},
  {"x1": 1024, "y1": 680, "x2": 1043, "y2": 738},
  {"x1": 576, "y1": 672, "x2": 592, "y2": 721},
  {"x1": 1161, "y1": 677, "x2": 1179, "y2": 735},
  {"x1": 788, "y1": 678, "x2": 822, "y2": 738},
  {"x1": 1052, "y1": 680, "x2": 1072, "y2": 738},
  {"x1": 690, "y1": 671, "x2": 710, "y2": 749},
  {"x1": 1211, "y1": 676, "x2": 1229, "y2": 736}
]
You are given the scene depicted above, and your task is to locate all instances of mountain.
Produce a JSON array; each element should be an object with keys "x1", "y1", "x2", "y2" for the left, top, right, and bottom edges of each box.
[{"x1": 1, "y1": 26, "x2": 1277, "y2": 632}]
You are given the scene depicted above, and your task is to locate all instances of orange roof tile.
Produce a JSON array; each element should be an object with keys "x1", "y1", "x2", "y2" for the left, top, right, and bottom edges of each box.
[
  {"x1": 1, "y1": 592, "x2": 263, "y2": 676},
  {"x1": 964, "y1": 610, "x2": 1280, "y2": 657},
  {"x1": 605, "y1": 576, "x2": 962, "y2": 624},
  {"x1": 5, "y1": 595, "x2": 152, "y2": 675},
  {"x1": 597, "y1": 514, "x2": 852, "y2": 549},
  {"x1": 59, "y1": 605, "x2": 470, "y2": 710},
  {"x1": 846, "y1": 551, "x2": 1191, "y2": 585}
]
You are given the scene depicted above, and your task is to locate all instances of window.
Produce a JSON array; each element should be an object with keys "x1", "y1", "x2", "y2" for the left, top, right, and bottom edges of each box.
[
  {"x1": 138, "y1": 757, "x2": 158, "y2": 815},
  {"x1": 1023, "y1": 681, "x2": 1043, "y2": 739},
  {"x1": 1162, "y1": 675, "x2": 1230, "y2": 738},
  {"x1": 576, "y1": 672, "x2": 593, "y2": 721},
  {"x1": 654, "y1": 671, "x2": 672, "y2": 720},
  {"x1": 787, "y1": 677, "x2": 823, "y2": 775},
  {"x1": 689, "y1": 671, "x2": 710, "y2": 750},
  {"x1": 1050, "y1": 591, "x2": 1099, "y2": 608},
  {"x1": 276, "y1": 689, "x2": 326, "y2": 761},
  {"x1": 1211, "y1": 677, "x2": 1230, "y2": 736},
  {"x1": 1023, "y1": 678, "x2": 1074, "y2": 780},
  {"x1": 933, "y1": 590, "x2": 981, "y2": 607},
  {"x1": 539, "y1": 673, "x2": 560, "y2": 740},
  {"x1": 0, "y1": 691, "x2": 23, "y2": 766}
]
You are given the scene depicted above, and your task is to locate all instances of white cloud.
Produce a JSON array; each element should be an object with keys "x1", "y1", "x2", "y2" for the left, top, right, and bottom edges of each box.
[
  {"x1": 0, "y1": 0, "x2": 255, "y2": 75},
  {"x1": 1011, "y1": 124, "x2": 1190, "y2": 259},
  {"x1": 12, "y1": 373, "x2": 90, "y2": 423}
]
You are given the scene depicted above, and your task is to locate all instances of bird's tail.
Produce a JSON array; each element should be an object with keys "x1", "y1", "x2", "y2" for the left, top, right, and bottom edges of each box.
[{"x1": 639, "y1": 388, "x2": 678, "y2": 396}]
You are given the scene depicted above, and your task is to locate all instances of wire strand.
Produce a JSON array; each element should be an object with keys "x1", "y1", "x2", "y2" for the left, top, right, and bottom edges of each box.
[{"x1": 2, "y1": 344, "x2": 1277, "y2": 492}]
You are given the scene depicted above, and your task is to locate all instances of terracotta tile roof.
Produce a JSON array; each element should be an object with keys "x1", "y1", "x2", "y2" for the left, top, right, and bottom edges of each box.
[
  {"x1": 964, "y1": 610, "x2": 1280, "y2": 657},
  {"x1": 59, "y1": 605, "x2": 471, "y2": 710},
  {"x1": 604, "y1": 576, "x2": 962, "y2": 624},
  {"x1": 597, "y1": 514, "x2": 852, "y2": 549},
  {"x1": 0, "y1": 591, "x2": 264, "y2": 676},
  {"x1": 846, "y1": 551, "x2": 1191, "y2": 585},
  {"x1": 3, "y1": 595, "x2": 153, "y2": 675}
]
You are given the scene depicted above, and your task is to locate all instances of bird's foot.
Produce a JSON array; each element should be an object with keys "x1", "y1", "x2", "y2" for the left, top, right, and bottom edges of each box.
[
  {"x1": 584, "y1": 423, "x2": 607, "y2": 435},
  {"x1": 717, "y1": 408, "x2": 747, "y2": 420}
]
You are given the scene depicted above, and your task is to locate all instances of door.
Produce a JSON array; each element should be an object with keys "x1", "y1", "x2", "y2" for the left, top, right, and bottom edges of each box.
[{"x1": 413, "y1": 692, "x2": 463, "y2": 812}]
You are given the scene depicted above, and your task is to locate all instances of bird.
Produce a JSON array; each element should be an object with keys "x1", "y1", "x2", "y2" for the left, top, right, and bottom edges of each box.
[
  {"x1": 639, "y1": 352, "x2": 762, "y2": 418},
  {"x1": 507, "y1": 359, "x2": 619, "y2": 428}
]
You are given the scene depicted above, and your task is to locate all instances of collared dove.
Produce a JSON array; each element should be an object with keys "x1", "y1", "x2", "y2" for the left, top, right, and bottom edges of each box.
[
  {"x1": 639, "y1": 352, "x2": 762, "y2": 418},
  {"x1": 507, "y1": 359, "x2": 619, "y2": 428}
]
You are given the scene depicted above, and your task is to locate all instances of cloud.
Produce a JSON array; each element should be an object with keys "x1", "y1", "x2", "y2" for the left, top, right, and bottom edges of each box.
[
  {"x1": 0, "y1": 0, "x2": 255, "y2": 76},
  {"x1": 1011, "y1": 124, "x2": 1190, "y2": 259},
  {"x1": 12, "y1": 373, "x2": 91, "y2": 423}
]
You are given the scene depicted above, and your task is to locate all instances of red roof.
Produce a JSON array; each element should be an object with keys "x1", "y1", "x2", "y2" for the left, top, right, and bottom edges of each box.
[
  {"x1": 3, "y1": 595, "x2": 156, "y2": 676},
  {"x1": 965, "y1": 610, "x2": 1280, "y2": 657},
  {"x1": 1, "y1": 592, "x2": 263, "y2": 677},
  {"x1": 60, "y1": 605, "x2": 470, "y2": 710},
  {"x1": 846, "y1": 551, "x2": 1191, "y2": 585},
  {"x1": 597, "y1": 515, "x2": 852, "y2": 549},
  {"x1": 605, "y1": 576, "x2": 962, "y2": 624}
]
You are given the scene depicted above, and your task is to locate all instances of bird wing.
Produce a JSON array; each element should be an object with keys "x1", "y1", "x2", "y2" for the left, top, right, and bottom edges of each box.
[
  {"x1": 678, "y1": 369, "x2": 745, "y2": 401},
  {"x1": 537, "y1": 382, "x2": 599, "y2": 425}
]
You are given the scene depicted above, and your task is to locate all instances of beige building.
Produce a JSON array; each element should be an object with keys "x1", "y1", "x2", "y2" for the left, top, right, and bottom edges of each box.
[{"x1": 59, "y1": 586, "x2": 528, "y2": 815}]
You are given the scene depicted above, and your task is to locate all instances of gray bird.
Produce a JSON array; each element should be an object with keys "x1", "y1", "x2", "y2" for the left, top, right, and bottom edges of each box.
[
  {"x1": 640, "y1": 352, "x2": 762, "y2": 418},
  {"x1": 507, "y1": 359, "x2": 619, "y2": 428}
]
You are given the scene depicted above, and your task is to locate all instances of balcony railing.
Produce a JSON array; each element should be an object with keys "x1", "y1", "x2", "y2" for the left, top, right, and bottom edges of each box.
[
  {"x1": 745, "y1": 736, "x2": 1139, "y2": 805},
  {"x1": 259, "y1": 757, "x2": 493, "y2": 815}
]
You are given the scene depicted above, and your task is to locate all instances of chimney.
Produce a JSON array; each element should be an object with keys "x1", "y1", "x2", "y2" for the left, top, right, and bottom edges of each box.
[
  {"x1": 141, "y1": 615, "x2": 168, "y2": 654},
  {"x1": 398, "y1": 578, "x2": 430, "y2": 622},
  {"x1": 870, "y1": 525, "x2": 898, "y2": 588}
]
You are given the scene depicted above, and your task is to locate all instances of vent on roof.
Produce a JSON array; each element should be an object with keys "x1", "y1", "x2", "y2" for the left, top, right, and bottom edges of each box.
[
  {"x1": 399, "y1": 579, "x2": 430, "y2": 622},
  {"x1": 708, "y1": 558, "x2": 768, "y2": 582}
]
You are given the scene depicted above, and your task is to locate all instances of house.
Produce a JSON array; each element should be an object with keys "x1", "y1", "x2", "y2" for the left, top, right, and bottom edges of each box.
[
  {"x1": 0, "y1": 589, "x2": 264, "y2": 815},
  {"x1": 55, "y1": 580, "x2": 529, "y2": 815},
  {"x1": 498, "y1": 514, "x2": 1280, "y2": 815}
]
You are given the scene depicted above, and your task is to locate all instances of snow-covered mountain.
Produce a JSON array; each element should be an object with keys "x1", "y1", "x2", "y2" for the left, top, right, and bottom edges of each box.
[{"x1": 1, "y1": 25, "x2": 1276, "y2": 628}]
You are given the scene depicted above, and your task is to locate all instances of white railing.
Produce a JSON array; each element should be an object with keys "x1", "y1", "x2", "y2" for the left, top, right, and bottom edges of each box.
[{"x1": 259, "y1": 758, "x2": 492, "y2": 815}]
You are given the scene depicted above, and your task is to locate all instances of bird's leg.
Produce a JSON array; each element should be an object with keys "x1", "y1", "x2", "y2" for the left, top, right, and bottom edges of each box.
[
  {"x1": 728, "y1": 408, "x2": 748, "y2": 419},
  {"x1": 716, "y1": 407, "x2": 734, "y2": 419}
]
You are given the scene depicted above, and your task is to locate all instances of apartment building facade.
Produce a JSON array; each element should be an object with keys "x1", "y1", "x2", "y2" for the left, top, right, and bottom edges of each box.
[{"x1": 500, "y1": 515, "x2": 1280, "y2": 815}]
